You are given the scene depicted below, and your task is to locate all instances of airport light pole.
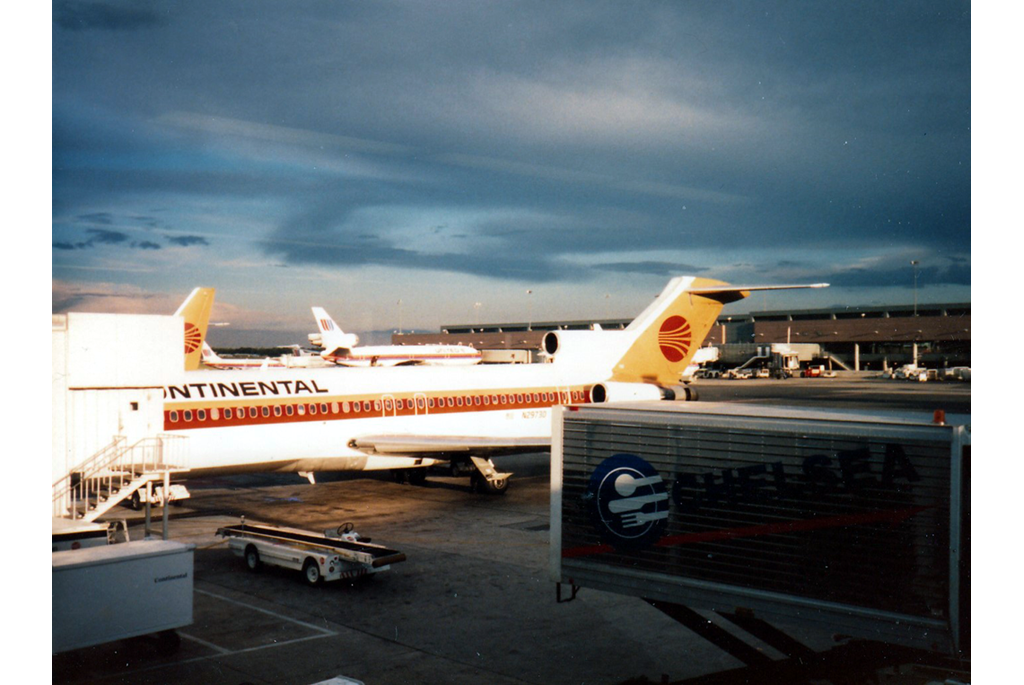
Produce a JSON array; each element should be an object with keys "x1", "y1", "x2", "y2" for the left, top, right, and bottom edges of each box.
[
  {"x1": 910, "y1": 260, "x2": 919, "y2": 316},
  {"x1": 526, "y1": 290, "x2": 533, "y2": 330}
]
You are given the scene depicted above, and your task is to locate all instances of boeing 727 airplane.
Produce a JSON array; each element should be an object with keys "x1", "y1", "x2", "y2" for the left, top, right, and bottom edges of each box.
[
  {"x1": 311, "y1": 306, "x2": 482, "y2": 367},
  {"x1": 162, "y1": 277, "x2": 826, "y2": 493}
]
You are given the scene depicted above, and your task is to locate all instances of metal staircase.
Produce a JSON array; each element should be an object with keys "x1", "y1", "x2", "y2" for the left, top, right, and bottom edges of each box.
[{"x1": 52, "y1": 435, "x2": 189, "y2": 523}]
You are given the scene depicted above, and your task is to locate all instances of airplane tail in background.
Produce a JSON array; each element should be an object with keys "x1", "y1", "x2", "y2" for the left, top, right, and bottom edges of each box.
[
  {"x1": 200, "y1": 342, "x2": 222, "y2": 365},
  {"x1": 175, "y1": 287, "x2": 216, "y2": 371},
  {"x1": 311, "y1": 307, "x2": 360, "y2": 356},
  {"x1": 611, "y1": 277, "x2": 829, "y2": 385}
]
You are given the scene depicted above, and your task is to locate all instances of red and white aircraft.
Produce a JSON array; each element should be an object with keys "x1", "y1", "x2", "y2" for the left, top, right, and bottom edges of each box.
[
  {"x1": 311, "y1": 307, "x2": 482, "y2": 367},
  {"x1": 201, "y1": 342, "x2": 284, "y2": 370},
  {"x1": 165, "y1": 278, "x2": 826, "y2": 492},
  {"x1": 201, "y1": 342, "x2": 329, "y2": 370}
]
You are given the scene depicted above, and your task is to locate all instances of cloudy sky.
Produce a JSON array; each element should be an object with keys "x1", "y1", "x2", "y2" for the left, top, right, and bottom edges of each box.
[{"x1": 50, "y1": 1, "x2": 972, "y2": 346}]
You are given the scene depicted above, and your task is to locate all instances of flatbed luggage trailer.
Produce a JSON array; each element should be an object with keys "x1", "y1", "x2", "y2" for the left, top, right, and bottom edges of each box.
[
  {"x1": 551, "y1": 403, "x2": 969, "y2": 681},
  {"x1": 217, "y1": 520, "x2": 406, "y2": 585}
]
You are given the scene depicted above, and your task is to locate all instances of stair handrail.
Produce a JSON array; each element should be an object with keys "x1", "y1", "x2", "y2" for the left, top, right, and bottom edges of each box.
[
  {"x1": 52, "y1": 435, "x2": 127, "y2": 491},
  {"x1": 52, "y1": 434, "x2": 189, "y2": 520}
]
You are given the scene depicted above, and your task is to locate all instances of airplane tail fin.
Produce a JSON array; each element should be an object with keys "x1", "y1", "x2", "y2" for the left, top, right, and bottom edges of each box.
[
  {"x1": 311, "y1": 307, "x2": 360, "y2": 354},
  {"x1": 175, "y1": 287, "x2": 215, "y2": 371},
  {"x1": 200, "y1": 342, "x2": 221, "y2": 365},
  {"x1": 611, "y1": 277, "x2": 828, "y2": 385}
]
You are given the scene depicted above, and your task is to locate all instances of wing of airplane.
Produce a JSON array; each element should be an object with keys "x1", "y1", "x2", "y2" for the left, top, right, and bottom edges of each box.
[{"x1": 349, "y1": 434, "x2": 550, "y2": 458}]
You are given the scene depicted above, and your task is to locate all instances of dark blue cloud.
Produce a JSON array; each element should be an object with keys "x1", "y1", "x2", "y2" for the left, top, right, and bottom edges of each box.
[
  {"x1": 53, "y1": 1, "x2": 167, "y2": 32},
  {"x1": 85, "y1": 228, "x2": 128, "y2": 245},
  {"x1": 52, "y1": 226, "x2": 178, "y2": 251},
  {"x1": 52, "y1": 1, "x2": 971, "y2": 303},
  {"x1": 595, "y1": 262, "x2": 708, "y2": 277},
  {"x1": 790, "y1": 257, "x2": 970, "y2": 290},
  {"x1": 77, "y1": 212, "x2": 114, "y2": 225},
  {"x1": 167, "y1": 235, "x2": 210, "y2": 247},
  {"x1": 262, "y1": 218, "x2": 587, "y2": 283}
]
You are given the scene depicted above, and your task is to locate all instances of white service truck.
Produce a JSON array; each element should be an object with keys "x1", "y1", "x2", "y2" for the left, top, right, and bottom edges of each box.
[{"x1": 217, "y1": 520, "x2": 406, "y2": 585}]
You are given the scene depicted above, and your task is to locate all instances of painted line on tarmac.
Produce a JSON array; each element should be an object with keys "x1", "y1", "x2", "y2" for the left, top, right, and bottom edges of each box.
[
  {"x1": 195, "y1": 588, "x2": 338, "y2": 635},
  {"x1": 122, "y1": 632, "x2": 339, "y2": 681},
  {"x1": 178, "y1": 630, "x2": 337, "y2": 659},
  {"x1": 177, "y1": 632, "x2": 232, "y2": 655},
  {"x1": 142, "y1": 589, "x2": 341, "y2": 672}
]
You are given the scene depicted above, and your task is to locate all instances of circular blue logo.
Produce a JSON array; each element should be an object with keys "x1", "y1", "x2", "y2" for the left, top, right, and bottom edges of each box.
[{"x1": 586, "y1": 453, "x2": 669, "y2": 549}]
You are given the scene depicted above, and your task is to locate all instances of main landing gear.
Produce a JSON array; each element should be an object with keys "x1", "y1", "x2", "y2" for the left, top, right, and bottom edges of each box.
[
  {"x1": 393, "y1": 457, "x2": 512, "y2": 494},
  {"x1": 466, "y1": 456, "x2": 511, "y2": 495},
  {"x1": 391, "y1": 468, "x2": 428, "y2": 486}
]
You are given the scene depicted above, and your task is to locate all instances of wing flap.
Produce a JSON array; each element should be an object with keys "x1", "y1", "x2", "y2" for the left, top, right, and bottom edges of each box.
[{"x1": 350, "y1": 435, "x2": 550, "y2": 457}]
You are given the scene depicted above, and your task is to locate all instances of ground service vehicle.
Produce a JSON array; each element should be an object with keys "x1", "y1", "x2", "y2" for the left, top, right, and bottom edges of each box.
[{"x1": 217, "y1": 520, "x2": 406, "y2": 585}]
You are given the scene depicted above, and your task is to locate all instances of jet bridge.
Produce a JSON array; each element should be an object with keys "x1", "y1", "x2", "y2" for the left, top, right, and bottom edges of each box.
[
  {"x1": 551, "y1": 402, "x2": 969, "y2": 680},
  {"x1": 53, "y1": 313, "x2": 190, "y2": 532}
]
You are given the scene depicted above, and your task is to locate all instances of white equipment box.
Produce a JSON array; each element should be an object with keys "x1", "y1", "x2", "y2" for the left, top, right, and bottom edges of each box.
[{"x1": 52, "y1": 539, "x2": 194, "y2": 654}]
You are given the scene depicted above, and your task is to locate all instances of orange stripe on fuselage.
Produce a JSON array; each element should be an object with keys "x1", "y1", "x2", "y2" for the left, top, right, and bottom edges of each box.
[{"x1": 164, "y1": 387, "x2": 590, "y2": 431}]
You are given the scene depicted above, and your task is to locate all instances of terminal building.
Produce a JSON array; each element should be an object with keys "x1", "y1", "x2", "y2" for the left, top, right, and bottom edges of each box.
[{"x1": 395, "y1": 302, "x2": 971, "y2": 372}]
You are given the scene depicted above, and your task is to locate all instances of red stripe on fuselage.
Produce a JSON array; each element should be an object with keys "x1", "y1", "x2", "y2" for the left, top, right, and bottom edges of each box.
[{"x1": 164, "y1": 387, "x2": 590, "y2": 431}]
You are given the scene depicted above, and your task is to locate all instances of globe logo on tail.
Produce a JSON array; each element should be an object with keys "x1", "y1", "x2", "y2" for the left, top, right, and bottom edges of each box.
[
  {"x1": 184, "y1": 322, "x2": 202, "y2": 354},
  {"x1": 658, "y1": 316, "x2": 691, "y2": 362}
]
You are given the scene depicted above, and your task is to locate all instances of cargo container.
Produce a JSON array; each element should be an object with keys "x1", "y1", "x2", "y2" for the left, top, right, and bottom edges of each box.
[{"x1": 551, "y1": 403, "x2": 969, "y2": 659}]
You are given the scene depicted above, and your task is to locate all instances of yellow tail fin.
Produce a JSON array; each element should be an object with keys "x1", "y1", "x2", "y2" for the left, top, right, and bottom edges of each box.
[
  {"x1": 174, "y1": 288, "x2": 215, "y2": 371},
  {"x1": 611, "y1": 277, "x2": 735, "y2": 385},
  {"x1": 611, "y1": 277, "x2": 828, "y2": 385}
]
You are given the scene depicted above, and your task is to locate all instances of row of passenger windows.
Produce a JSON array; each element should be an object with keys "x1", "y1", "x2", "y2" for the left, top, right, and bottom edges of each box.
[{"x1": 166, "y1": 390, "x2": 586, "y2": 423}]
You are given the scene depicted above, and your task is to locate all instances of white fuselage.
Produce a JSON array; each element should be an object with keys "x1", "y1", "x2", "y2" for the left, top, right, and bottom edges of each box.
[
  {"x1": 203, "y1": 357, "x2": 286, "y2": 370},
  {"x1": 162, "y1": 361, "x2": 595, "y2": 476},
  {"x1": 324, "y1": 344, "x2": 481, "y2": 367},
  {"x1": 161, "y1": 275, "x2": 772, "y2": 478}
]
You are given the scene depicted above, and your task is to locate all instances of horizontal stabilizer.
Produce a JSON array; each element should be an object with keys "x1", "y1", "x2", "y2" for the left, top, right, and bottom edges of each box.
[{"x1": 689, "y1": 282, "x2": 829, "y2": 304}]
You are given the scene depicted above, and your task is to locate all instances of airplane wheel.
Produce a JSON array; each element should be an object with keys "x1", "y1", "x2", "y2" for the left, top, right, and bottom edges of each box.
[
  {"x1": 407, "y1": 469, "x2": 427, "y2": 486},
  {"x1": 245, "y1": 546, "x2": 261, "y2": 572},
  {"x1": 473, "y1": 474, "x2": 510, "y2": 495},
  {"x1": 303, "y1": 559, "x2": 322, "y2": 586}
]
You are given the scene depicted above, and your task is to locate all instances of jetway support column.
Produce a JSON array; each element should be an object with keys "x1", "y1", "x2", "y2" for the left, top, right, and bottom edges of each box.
[
  {"x1": 163, "y1": 471, "x2": 170, "y2": 541},
  {"x1": 144, "y1": 481, "x2": 152, "y2": 538}
]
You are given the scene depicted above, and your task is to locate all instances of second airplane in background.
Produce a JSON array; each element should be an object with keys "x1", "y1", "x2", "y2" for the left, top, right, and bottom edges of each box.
[
  {"x1": 311, "y1": 307, "x2": 482, "y2": 367},
  {"x1": 201, "y1": 343, "x2": 330, "y2": 370}
]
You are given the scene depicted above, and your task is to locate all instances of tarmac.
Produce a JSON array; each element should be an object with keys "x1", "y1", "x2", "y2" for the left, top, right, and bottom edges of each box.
[{"x1": 52, "y1": 377, "x2": 972, "y2": 684}]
